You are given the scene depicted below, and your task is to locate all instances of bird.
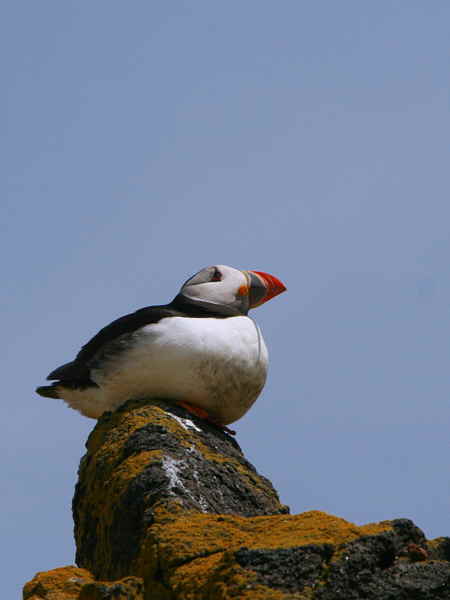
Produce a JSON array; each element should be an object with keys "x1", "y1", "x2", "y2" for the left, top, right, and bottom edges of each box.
[{"x1": 36, "y1": 265, "x2": 286, "y2": 432}]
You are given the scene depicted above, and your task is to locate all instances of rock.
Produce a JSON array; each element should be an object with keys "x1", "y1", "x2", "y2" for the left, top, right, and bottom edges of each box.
[
  {"x1": 78, "y1": 577, "x2": 144, "y2": 600},
  {"x1": 24, "y1": 398, "x2": 450, "y2": 599},
  {"x1": 23, "y1": 566, "x2": 143, "y2": 600},
  {"x1": 23, "y1": 566, "x2": 94, "y2": 600},
  {"x1": 73, "y1": 398, "x2": 288, "y2": 580}
]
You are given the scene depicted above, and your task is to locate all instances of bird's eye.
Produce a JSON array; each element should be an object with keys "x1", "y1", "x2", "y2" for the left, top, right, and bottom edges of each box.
[{"x1": 211, "y1": 268, "x2": 222, "y2": 282}]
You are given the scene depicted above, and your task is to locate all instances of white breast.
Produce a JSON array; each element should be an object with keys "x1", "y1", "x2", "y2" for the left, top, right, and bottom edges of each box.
[{"x1": 82, "y1": 315, "x2": 269, "y2": 424}]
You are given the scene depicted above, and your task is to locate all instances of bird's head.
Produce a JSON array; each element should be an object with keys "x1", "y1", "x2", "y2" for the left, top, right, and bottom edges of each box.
[{"x1": 176, "y1": 264, "x2": 286, "y2": 316}]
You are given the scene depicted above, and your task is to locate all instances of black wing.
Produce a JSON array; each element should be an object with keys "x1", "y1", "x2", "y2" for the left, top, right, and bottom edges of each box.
[{"x1": 46, "y1": 304, "x2": 181, "y2": 382}]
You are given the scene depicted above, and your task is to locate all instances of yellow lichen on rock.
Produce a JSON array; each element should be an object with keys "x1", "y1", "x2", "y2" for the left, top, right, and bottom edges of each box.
[
  {"x1": 24, "y1": 398, "x2": 450, "y2": 599},
  {"x1": 73, "y1": 399, "x2": 288, "y2": 580},
  {"x1": 23, "y1": 567, "x2": 144, "y2": 600},
  {"x1": 23, "y1": 566, "x2": 94, "y2": 600},
  {"x1": 136, "y1": 508, "x2": 392, "y2": 599},
  {"x1": 143, "y1": 508, "x2": 391, "y2": 568}
]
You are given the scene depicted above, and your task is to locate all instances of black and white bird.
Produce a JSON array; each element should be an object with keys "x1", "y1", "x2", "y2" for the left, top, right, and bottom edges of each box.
[{"x1": 36, "y1": 265, "x2": 286, "y2": 430}]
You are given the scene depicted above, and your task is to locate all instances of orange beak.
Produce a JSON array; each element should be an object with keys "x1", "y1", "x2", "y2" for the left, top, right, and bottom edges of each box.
[{"x1": 245, "y1": 270, "x2": 287, "y2": 308}]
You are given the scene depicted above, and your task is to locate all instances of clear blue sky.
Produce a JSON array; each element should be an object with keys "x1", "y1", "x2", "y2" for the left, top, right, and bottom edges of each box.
[{"x1": 3, "y1": 2, "x2": 450, "y2": 597}]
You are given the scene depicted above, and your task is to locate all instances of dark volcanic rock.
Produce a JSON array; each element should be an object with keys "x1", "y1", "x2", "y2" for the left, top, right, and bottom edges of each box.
[
  {"x1": 73, "y1": 398, "x2": 288, "y2": 580},
  {"x1": 78, "y1": 576, "x2": 144, "y2": 600},
  {"x1": 235, "y1": 544, "x2": 334, "y2": 592},
  {"x1": 24, "y1": 397, "x2": 450, "y2": 600},
  {"x1": 232, "y1": 521, "x2": 450, "y2": 599},
  {"x1": 312, "y1": 522, "x2": 450, "y2": 600}
]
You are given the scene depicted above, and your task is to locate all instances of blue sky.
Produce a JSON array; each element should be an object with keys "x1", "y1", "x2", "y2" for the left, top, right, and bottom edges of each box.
[{"x1": 3, "y1": 2, "x2": 450, "y2": 597}]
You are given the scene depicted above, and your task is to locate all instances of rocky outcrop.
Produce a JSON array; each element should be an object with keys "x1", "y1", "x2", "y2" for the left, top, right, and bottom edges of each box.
[
  {"x1": 23, "y1": 567, "x2": 143, "y2": 600},
  {"x1": 24, "y1": 398, "x2": 450, "y2": 599},
  {"x1": 73, "y1": 398, "x2": 288, "y2": 582}
]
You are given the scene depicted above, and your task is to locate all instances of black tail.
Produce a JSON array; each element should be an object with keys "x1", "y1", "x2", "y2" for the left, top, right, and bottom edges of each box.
[{"x1": 36, "y1": 384, "x2": 61, "y2": 399}]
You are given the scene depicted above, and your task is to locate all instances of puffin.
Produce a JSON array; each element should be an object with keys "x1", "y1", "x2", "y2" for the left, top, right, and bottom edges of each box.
[{"x1": 36, "y1": 265, "x2": 286, "y2": 432}]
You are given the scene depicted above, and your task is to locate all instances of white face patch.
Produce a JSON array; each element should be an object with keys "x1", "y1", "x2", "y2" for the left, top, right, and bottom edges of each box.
[{"x1": 179, "y1": 265, "x2": 249, "y2": 315}]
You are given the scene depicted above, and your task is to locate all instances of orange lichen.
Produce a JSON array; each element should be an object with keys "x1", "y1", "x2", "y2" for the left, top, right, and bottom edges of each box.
[
  {"x1": 23, "y1": 566, "x2": 94, "y2": 600},
  {"x1": 32, "y1": 399, "x2": 414, "y2": 600},
  {"x1": 24, "y1": 392, "x2": 449, "y2": 600},
  {"x1": 78, "y1": 576, "x2": 144, "y2": 600},
  {"x1": 132, "y1": 507, "x2": 393, "y2": 599},
  {"x1": 75, "y1": 399, "x2": 394, "y2": 595}
]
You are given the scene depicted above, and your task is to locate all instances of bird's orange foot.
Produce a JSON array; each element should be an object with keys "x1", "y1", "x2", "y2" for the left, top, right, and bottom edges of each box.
[{"x1": 177, "y1": 401, "x2": 236, "y2": 435}]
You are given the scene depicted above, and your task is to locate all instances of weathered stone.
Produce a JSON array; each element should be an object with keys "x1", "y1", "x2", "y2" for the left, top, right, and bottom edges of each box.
[
  {"x1": 73, "y1": 398, "x2": 288, "y2": 580},
  {"x1": 137, "y1": 510, "x2": 421, "y2": 599},
  {"x1": 78, "y1": 576, "x2": 144, "y2": 600},
  {"x1": 22, "y1": 566, "x2": 144, "y2": 600},
  {"x1": 313, "y1": 523, "x2": 450, "y2": 600},
  {"x1": 23, "y1": 566, "x2": 94, "y2": 600},
  {"x1": 24, "y1": 397, "x2": 450, "y2": 600},
  {"x1": 234, "y1": 544, "x2": 334, "y2": 592}
]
